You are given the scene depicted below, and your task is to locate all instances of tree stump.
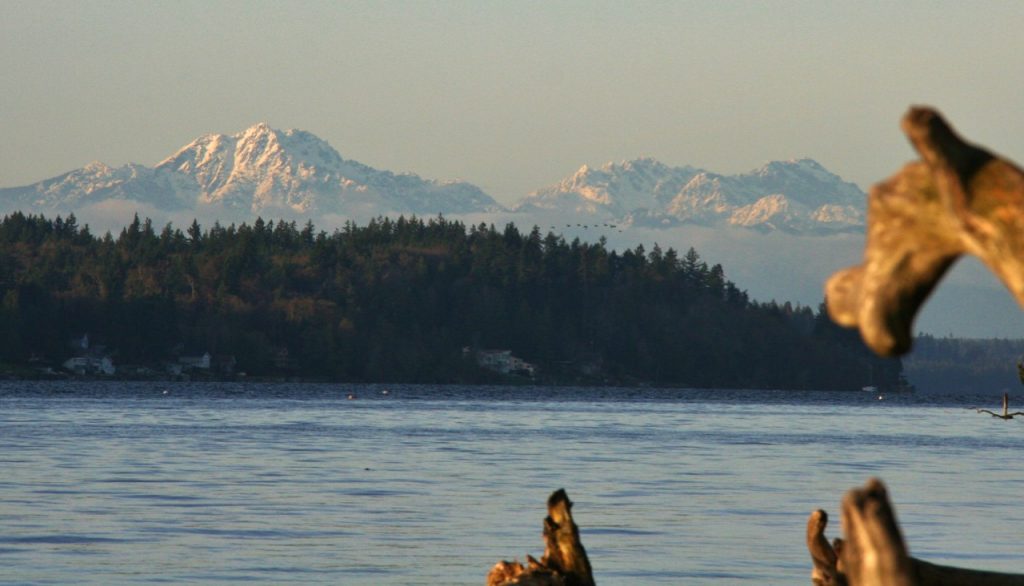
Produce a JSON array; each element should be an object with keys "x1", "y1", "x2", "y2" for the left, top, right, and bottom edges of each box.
[{"x1": 486, "y1": 489, "x2": 595, "y2": 586}]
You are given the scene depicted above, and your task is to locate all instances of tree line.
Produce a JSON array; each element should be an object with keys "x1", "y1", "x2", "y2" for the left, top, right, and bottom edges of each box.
[
  {"x1": 0, "y1": 212, "x2": 901, "y2": 389},
  {"x1": 902, "y1": 335, "x2": 1024, "y2": 393}
]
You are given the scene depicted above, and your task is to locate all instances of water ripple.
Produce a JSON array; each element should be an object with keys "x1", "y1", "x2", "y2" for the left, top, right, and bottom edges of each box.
[{"x1": 3, "y1": 381, "x2": 1024, "y2": 584}]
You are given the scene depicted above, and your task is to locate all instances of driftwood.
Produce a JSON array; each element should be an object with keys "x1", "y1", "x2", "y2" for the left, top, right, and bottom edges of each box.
[
  {"x1": 808, "y1": 478, "x2": 1024, "y2": 586},
  {"x1": 487, "y1": 489, "x2": 595, "y2": 586},
  {"x1": 826, "y1": 107, "x2": 1024, "y2": 357},
  {"x1": 813, "y1": 108, "x2": 1024, "y2": 584}
]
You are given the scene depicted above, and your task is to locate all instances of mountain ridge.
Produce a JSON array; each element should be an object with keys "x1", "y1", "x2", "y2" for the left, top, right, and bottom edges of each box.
[
  {"x1": 516, "y1": 157, "x2": 865, "y2": 235},
  {"x1": 0, "y1": 124, "x2": 865, "y2": 234}
]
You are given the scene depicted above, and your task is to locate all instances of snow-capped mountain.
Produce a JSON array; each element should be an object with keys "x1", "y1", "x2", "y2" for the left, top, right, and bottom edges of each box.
[
  {"x1": 517, "y1": 158, "x2": 865, "y2": 234},
  {"x1": 0, "y1": 124, "x2": 864, "y2": 235},
  {"x1": 0, "y1": 123, "x2": 503, "y2": 220},
  {"x1": 521, "y1": 158, "x2": 704, "y2": 216}
]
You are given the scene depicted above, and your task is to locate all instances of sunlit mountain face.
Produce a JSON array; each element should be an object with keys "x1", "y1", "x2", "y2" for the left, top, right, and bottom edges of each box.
[
  {"x1": 516, "y1": 157, "x2": 865, "y2": 235},
  {"x1": 0, "y1": 122, "x2": 503, "y2": 221}
]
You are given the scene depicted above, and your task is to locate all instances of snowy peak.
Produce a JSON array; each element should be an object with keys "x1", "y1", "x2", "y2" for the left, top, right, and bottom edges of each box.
[
  {"x1": 523, "y1": 157, "x2": 703, "y2": 215},
  {"x1": 1, "y1": 123, "x2": 503, "y2": 220},
  {"x1": 155, "y1": 122, "x2": 501, "y2": 215},
  {"x1": 230, "y1": 123, "x2": 343, "y2": 174},
  {"x1": 156, "y1": 123, "x2": 356, "y2": 204},
  {"x1": 158, "y1": 132, "x2": 238, "y2": 194},
  {"x1": 740, "y1": 158, "x2": 864, "y2": 208},
  {"x1": 82, "y1": 160, "x2": 114, "y2": 174},
  {"x1": 519, "y1": 157, "x2": 865, "y2": 235}
]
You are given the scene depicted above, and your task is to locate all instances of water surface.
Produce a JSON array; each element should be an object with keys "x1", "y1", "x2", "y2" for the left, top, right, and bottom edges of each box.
[{"x1": 2, "y1": 382, "x2": 1023, "y2": 584}]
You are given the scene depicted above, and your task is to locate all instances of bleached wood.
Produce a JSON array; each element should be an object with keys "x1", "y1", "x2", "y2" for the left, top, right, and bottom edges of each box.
[
  {"x1": 826, "y1": 107, "x2": 1024, "y2": 356},
  {"x1": 487, "y1": 490, "x2": 594, "y2": 586}
]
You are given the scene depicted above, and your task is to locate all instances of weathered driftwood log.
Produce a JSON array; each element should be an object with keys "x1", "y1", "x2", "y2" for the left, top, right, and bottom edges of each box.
[
  {"x1": 826, "y1": 106, "x2": 1024, "y2": 356},
  {"x1": 808, "y1": 478, "x2": 1024, "y2": 586},
  {"x1": 487, "y1": 489, "x2": 595, "y2": 586}
]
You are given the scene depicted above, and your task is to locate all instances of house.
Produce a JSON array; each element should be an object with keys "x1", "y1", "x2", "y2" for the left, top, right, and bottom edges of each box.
[
  {"x1": 62, "y1": 355, "x2": 115, "y2": 376},
  {"x1": 62, "y1": 333, "x2": 115, "y2": 376},
  {"x1": 471, "y1": 349, "x2": 536, "y2": 377},
  {"x1": 179, "y1": 352, "x2": 211, "y2": 370}
]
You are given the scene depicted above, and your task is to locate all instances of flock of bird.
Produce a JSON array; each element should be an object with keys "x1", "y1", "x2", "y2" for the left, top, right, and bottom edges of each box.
[
  {"x1": 154, "y1": 381, "x2": 1022, "y2": 420},
  {"x1": 550, "y1": 223, "x2": 624, "y2": 233}
]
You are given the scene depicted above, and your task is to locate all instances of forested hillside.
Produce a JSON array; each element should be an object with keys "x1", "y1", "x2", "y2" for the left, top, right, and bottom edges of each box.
[
  {"x1": 0, "y1": 212, "x2": 900, "y2": 389},
  {"x1": 903, "y1": 335, "x2": 1024, "y2": 393}
]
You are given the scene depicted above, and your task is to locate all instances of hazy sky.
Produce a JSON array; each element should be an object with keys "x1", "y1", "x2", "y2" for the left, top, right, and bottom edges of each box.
[{"x1": 3, "y1": 1, "x2": 1024, "y2": 206}]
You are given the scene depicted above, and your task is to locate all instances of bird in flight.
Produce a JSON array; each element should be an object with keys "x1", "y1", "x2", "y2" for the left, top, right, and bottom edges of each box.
[{"x1": 975, "y1": 393, "x2": 1024, "y2": 419}]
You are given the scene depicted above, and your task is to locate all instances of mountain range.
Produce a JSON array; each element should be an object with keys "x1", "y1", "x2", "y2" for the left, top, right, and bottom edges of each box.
[
  {"x1": 517, "y1": 157, "x2": 865, "y2": 234},
  {"x1": 0, "y1": 123, "x2": 865, "y2": 235}
]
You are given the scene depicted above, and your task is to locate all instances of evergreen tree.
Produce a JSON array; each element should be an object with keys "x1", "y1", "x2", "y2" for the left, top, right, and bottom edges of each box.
[{"x1": 0, "y1": 213, "x2": 903, "y2": 389}]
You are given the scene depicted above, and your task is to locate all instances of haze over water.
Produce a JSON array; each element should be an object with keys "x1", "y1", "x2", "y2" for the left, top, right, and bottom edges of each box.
[{"x1": 3, "y1": 382, "x2": 1024, "y2": 584}]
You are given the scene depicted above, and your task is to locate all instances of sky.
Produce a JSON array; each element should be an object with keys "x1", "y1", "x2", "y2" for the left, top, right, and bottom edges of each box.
[{"x1": 3, "y1": 1, "x2": 1024, "y2": 207}]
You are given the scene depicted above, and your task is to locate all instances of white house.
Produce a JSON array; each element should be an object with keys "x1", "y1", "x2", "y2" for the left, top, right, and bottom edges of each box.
[
  {"x1": 62, "y1": 355, "x2": 115, "y2": 376},
  {"x1": 178, "y1": 352, "x2": 211, "y2": 370}
]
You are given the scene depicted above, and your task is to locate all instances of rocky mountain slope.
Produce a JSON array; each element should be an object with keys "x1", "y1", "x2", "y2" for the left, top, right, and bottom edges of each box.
[
  {"x1": 0, "y1": 123, "x2": 502, "y2": 220},
  {"x1": 516, "y1": 157, "x2": 865, "y2": 234}
]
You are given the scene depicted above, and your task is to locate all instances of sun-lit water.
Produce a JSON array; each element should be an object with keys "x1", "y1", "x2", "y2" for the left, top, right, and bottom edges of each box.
[{"x1": 2, "y1": 382, "x2": 1024, "y2": 585}]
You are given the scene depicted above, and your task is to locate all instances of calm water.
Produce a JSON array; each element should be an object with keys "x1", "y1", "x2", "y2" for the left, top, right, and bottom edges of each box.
[{"x1": 2, "y1": 382, "x2": 1024, "y2": 585}]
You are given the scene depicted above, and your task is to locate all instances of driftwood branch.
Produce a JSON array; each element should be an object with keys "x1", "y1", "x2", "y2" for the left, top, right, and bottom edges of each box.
[
  {"x1": 808, "y1": 478, "x2": 1024, "y2": 586},
  {"x1": 826, "y1": 106, "x2": 1024, "y2": 356},
  {"x1": 487, "y1": 489, "x2": 595, "y2": 586}
]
